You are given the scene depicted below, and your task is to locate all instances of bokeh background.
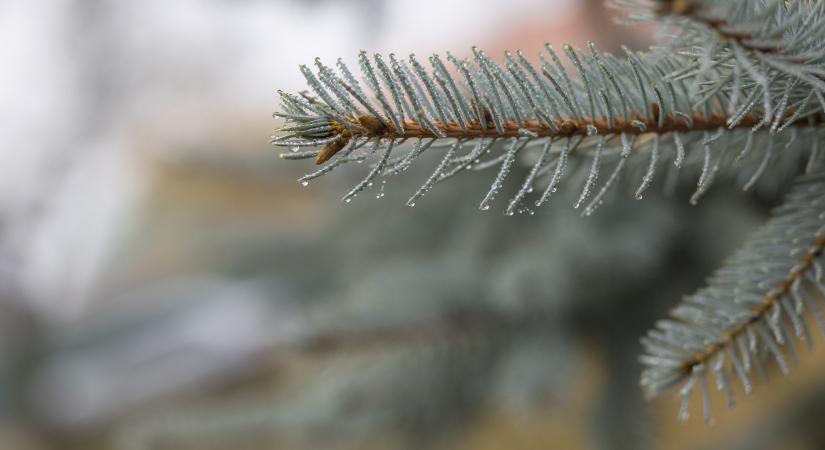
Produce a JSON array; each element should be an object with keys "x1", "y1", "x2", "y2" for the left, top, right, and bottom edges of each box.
[{"x1": 3, "y1": 1, "x2": 825, "y2": 449}]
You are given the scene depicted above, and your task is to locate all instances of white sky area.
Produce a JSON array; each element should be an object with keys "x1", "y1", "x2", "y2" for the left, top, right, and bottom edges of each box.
[{"x1": 0, "y1": 0, "x2": 578, "y2": 321}]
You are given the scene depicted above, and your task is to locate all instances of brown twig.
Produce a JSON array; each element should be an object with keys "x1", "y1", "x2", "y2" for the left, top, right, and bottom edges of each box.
[{"x1": 316, "y1": 105, "x2": 824, "y2": 164}]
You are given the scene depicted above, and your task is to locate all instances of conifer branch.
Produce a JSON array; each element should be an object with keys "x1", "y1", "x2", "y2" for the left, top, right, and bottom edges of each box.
[
  {"x1": 273, "y1": 43, "x2": 823, "y2": 213},
  {"x1": 641, "y1": 171, "x2": 825, "y2": 423}
]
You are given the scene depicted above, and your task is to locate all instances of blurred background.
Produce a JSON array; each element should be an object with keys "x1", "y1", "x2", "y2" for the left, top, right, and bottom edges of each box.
[{"x1": 2, "y1": 1, "x2": 825, "y2": 449}]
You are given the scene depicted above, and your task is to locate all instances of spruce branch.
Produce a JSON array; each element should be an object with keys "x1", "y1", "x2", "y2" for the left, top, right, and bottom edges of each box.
[
  {"x1": 641, "y1": 170, "x2": 825, "y2": 423},
  {"x1": 273, "y1": 43, "x2": 823, "y2": 213}
]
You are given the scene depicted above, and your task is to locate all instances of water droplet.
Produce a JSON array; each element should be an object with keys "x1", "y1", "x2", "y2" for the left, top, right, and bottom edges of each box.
[
  {"x1": 408, "y1": 202, "x2": 416, "y2": 207},
  {"x1": 291, "y1": 146, "x2": 300, "y2": 153},
  {"x1": 481, "y1": 204, "x2": 490, "y2": 211},
  {"x1": 301, "y1": 181, "x2": 309, "y2": 187},
  {"x1": 345, "y1": 198, "x2": 352, "y2": 203}
]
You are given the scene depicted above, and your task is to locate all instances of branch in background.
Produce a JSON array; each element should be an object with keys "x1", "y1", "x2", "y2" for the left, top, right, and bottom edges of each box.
[
  {"x1": 293, "y1": 309, "x2": 528, "y2": 358},
  {"x1": 616, "y1": 1, "x2": 825, "y2": 134},
  {"x1": 652, "y1": 0, "x2": 820, "y2": 52}
]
